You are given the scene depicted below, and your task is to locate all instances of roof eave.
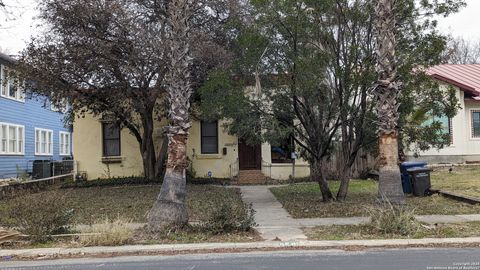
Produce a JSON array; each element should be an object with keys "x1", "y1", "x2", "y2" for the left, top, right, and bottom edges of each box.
[
  {"x1": 0, "y1": 52, "x2": 16, "y2": 65},
  {"x1": 430, "y1": 74, "x2": 479, "y2": 96}
]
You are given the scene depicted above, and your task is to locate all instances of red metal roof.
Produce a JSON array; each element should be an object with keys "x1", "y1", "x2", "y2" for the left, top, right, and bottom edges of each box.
[{"x1": 427, "y1": 65, "x2": 480, "y2": 96}]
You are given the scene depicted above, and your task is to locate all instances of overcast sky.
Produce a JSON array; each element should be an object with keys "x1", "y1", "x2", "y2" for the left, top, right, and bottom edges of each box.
[{"x1": 1, "y1": 0, "x2": 480, "y2": 55}]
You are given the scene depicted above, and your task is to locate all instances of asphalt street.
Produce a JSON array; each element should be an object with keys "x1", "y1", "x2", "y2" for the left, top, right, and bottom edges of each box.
[{"x1": 1, "y1": 248, "x2": 480, "y2": 270}]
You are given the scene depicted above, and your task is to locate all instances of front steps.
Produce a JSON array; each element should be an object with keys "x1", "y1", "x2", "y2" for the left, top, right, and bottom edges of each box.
[{"x1": 237, "y1": 170, "x2": 267, "y2": 185}]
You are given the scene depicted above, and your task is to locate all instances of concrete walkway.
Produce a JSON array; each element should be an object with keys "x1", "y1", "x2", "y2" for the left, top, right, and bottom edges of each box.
[
  {"x1": 240, "y1": 186, "x2": 308, "y2": 241},
  {"x1": 239, "y1": 185, "x2": 480, "y2": 241}
]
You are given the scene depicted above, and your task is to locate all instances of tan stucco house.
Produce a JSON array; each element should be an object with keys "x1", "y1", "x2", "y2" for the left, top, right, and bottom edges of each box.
[
  {"x1": 408, "y1": 64, "x2": 480, "y2": 163},
  {"x1": 73, "y1": 114, "x2": 310, "y2": 182}
]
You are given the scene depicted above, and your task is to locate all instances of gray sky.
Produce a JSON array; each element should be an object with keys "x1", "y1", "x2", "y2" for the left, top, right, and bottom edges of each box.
[{"x1": 1, "y1": 0, "x2": 480, "y2": 55}]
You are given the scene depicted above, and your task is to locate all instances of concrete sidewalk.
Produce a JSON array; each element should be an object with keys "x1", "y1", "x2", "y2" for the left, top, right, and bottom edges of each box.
[
  {"x1": 415, "y1": 214, "x2": 480, "y2": 224},
  {"x1": 239, "y1": 185, "x2": 480, "y2": 241}
]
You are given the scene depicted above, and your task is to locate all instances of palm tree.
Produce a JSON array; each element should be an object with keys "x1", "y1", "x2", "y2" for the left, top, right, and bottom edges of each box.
[
  {"x1": 374, "y1": 0, "x2": 405, "y2": 204},
  {"x1": 148, "y1": 0, "x2": 193, "y2": 230}
]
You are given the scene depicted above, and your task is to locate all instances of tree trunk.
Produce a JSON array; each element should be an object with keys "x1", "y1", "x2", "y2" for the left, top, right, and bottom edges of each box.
[
  {"x1": 148, "y1": 133, "x2": 189, "y2": 229},
  {"x1": 148, "y1": 0, "x2": 192, "y2": 230},
  {"x1": 311, "y1": 159, "x2": 333, "y2": 202},
  {"x1": 374, "y1": 0, "x2": 405, "y2": 204},
  {"x1": 337, "y1": 125, "x2": 352, "y2": 201},
  {"x1": 337, "y1": 144, "x2": 360, "y2": 201},
  {"x1": 377, "y1": 132, "x2": 404, "y2": 203},
  {"x1": 141, "y1": 112, "x2": 157, "y2": 181},
  {"x1": 154, "y1": 135, "x2": 169, "y2": 178},
  {"x1": 336, "y1": 168, "x2": 350, "y2": 201}
]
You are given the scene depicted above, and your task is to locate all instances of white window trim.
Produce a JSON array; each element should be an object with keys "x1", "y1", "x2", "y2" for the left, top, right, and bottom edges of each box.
[
  {"x1": 0, "y1": 122, "x2": 25, "y2": 155},
  {"x1": 35, "y1": 128, "x2": 54, "y2": 156},
  {"x1": 0, "y1": 65, "x2": 25, "y2": 103},
  {"x1": 470, "y1": 109, "x2": 480, "y2": 140},
  {"x1": 59, "y1": 131, "x2": 71, "y2": 156}
]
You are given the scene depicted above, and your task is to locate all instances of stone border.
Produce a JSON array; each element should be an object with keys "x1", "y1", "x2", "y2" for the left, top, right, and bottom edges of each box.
[
  {"x1": 428, "y1": 163, "x2": 480, "y2": 168},
  {"x1": 436, "y1": 190, "x2": 480, "y2": 205},
  {"x1": 0, "y1": 174, "x2": 72, "y2": 200}
]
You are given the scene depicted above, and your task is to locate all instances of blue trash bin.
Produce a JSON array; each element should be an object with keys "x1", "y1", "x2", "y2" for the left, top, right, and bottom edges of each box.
[{"x1": 400, "y1": 161, "x2": 427, "y2": 194}]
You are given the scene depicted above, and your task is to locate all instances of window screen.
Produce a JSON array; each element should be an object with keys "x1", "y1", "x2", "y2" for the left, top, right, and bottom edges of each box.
[
  {"x1": 472, "y1": 111, "x2": 480, "y2": 138},
  {"x1": 201, "y1": 121, "x2": 218, "y2": 154},
  {"x1": 102, "y1": 123, "x2": 121, "y2": 157}
]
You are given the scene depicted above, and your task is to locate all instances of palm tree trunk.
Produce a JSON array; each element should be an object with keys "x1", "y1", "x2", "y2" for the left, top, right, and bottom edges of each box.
[
  {"x1": 374, "y1": 0, "x2": 405, "y2": 204},
  {"x1": 148, "y1": 0, "x2": 192, "y2": 230},
  {"x1": 148, "y1": 133, "x2": 189, "y2": 229}
]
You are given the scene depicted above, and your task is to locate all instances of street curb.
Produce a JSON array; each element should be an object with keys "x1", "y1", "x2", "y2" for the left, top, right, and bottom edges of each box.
[{"x1": 2, "y1": 237, "x2": 480, "y2": 261}]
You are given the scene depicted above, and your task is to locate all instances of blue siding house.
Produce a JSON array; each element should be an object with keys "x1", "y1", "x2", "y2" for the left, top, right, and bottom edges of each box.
[{"x1": 0, "y1": 52, "x2": 72, "y2": 179}]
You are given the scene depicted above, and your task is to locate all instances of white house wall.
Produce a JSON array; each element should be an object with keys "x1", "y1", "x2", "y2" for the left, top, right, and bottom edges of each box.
[{"x1": 408, "y1": 84, "x2": 480, "y2": 163}]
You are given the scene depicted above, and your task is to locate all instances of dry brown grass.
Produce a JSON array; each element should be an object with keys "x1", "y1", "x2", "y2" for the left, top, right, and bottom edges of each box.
[
  {"x1": 271, "y1": 180, "x2": 480, "y2": 219},
  {"x1": 367, "y1": 197, "x2": 421, "y2": 237},
  {"x1": 0, "y1": 184, "x2": 245, "y2": 225},
  {"x1": 76, "y1": 217, "x2": 134, "y2": 247},
  {"x1": 305, "y1": 222, "x2": 480, "y2": 240},
  {"x1": 0, "y1": 185, "x2": 260, "y2": 248},
  {"x1": 431, "y1": 166, "x2": 480, "y2": 198}
]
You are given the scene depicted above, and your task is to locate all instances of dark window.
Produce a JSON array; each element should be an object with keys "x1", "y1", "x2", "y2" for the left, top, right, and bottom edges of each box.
[
  {"x1": 473, "y1": 111, "x2": 480, "y2": 138},
  {"x1": 271, "y1": 136, "x2": 294, "y2": 163},
  {"x1": 102, "y1": 122, "x2": 121, "y2": 157},
  {"x1": 431, "y1": 115, "x2": 453, "y2": 144},
  {"x1": 201, "y1": 121, "x2": 218, "y2": 154}
]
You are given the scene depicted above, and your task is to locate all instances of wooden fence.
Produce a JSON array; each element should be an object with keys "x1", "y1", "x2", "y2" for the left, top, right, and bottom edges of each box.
[{"x1": 323, "y1": 148, "x2": 377, "y2": 180}]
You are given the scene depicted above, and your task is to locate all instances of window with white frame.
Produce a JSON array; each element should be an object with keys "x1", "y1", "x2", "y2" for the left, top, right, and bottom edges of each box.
[
  {"x1": 59, "y1": 131, "x2": 71, "y2": 156},
  {"x1": 472, "y1": 110, "x2": 480, "y2": 138},
  {"x1": 0, "y1": 123, "x2": 24, "y2": 155},
  {"x1": 35, "y1": 128, "x2": 53, "y2": 155},
  {"x1": 0, "y1": 65, "x2": 25, "y2": 102}
]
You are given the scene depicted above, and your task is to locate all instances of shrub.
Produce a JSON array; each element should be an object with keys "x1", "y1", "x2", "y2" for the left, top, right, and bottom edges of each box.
[
  {"x1": 7, "y1": 190, "x2": 74, "y2": 242},
  {"x1": 62, "y1": 175, "x2": 233, "y2": 188},
  {"x1": 77, "y1": 217, "x2": 134, "y2": 246},
  {"x1": 201, "y1": 198, "x2": 256, "y2": 234},
  {"x1": 368, "y1": 196, "x2": 420, "y2": 236},
  {"x1": 62, "y1": 176, "x2": 161, "y2": 188},
  {"x1": 187, "y1": 177, "x2": 231, "y2": 185}
]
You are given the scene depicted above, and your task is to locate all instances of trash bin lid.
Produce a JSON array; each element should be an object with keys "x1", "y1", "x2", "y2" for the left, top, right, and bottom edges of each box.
[
  {"x1": 400, "y1": 161, "x2": 428, "y2": 173},
  {"x1": 406, "y1": 167, "x2": 431, "y2": 173},
  {"x1": 401, "y1": 161, "x2": 427, "y2": 167}
]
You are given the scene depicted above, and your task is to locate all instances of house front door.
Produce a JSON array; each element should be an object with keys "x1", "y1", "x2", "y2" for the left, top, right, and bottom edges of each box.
[{"x1": 238, "y1": 138, "x2": 262, "y2": 170}]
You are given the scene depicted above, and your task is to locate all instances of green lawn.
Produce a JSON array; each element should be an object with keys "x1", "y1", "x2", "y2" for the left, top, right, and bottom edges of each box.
[
  {"x1": 305, "y1": 222, "x2": 480, "y2": 241},
  {"x1": 0, "y1": 184, "x2": 244, "y2": 225},
  {"x1": 270, "y1": 180, "x2": 480, "y2": 219},
  {"x1": 431, "y1": 166, "x2": 480, "y2": 198}
]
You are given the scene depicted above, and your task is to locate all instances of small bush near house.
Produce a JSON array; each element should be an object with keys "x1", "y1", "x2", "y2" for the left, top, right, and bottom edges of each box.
[
  {"x1": 186, "y1": 177, "x2": 231, "y2": 185},
  {"x1": 368, "y1": 197, "x2": 420, "y2": 236},
  {"x1": 61, "y1": 176, "x2": 160, "y2": 188},
  {"x1": 77, "y1": 217, "x2": 134, "y2": 247},
  {"x1": 6, "y1": 191, "x2": 74, "y2": 243},
  {"x1": 62, "y1": 175, "x2": 232, "y2": 189}
]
